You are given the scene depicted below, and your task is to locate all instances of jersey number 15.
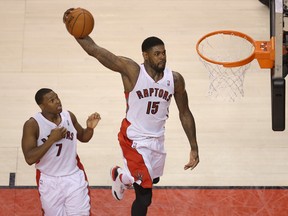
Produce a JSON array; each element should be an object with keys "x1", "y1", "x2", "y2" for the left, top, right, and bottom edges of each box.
[{"x1": 146, "y1": 101, "x2": 160, "y2": 114}]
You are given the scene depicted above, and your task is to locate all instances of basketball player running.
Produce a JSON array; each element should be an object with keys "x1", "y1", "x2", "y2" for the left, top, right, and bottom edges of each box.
[
  {"x1": 21, "y1": 88, "x2": 101, "y2": 216},
  {"x1": 63, "y1": 9, "x2": 199, "y2": 216}
]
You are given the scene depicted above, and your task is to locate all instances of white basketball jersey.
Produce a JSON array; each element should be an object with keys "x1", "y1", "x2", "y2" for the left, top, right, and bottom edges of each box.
[
  {"x1": 34, "y1": 110, "x2": 79, "y2": 176},
  {"x1": 125, "y1": 64, "x2": 174, "y2": 140}
]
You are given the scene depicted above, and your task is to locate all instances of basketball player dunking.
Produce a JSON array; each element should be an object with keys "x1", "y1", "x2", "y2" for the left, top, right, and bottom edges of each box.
[{"x1": 64, "y1": 8, "x2": 199, "y2": 216}]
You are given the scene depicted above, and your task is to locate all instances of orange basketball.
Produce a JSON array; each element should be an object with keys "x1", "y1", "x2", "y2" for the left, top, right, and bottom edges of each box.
[{"x1": 65, "y1": 8, "x2": 94, "y2": 38}]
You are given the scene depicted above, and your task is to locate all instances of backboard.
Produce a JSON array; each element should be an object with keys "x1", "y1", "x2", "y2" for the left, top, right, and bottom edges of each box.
[{"x1": 270, "y1": 0, "x2": 286, "y2": 131}]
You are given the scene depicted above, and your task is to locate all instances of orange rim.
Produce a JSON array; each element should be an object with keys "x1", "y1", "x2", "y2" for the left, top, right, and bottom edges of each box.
[{"x1": 196, "y1": 30, "x2": 259, "y2": 68}]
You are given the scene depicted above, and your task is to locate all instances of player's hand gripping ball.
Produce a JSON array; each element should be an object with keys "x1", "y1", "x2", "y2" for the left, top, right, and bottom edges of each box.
[{"x1": 63, "y1": 8, "x2": 94, "y2": 38}]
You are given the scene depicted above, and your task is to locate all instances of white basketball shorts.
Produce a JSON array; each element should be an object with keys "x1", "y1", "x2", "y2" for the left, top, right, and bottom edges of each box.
[{"x1": 38, "y1": 169, "x2": 90, "y2": 216}]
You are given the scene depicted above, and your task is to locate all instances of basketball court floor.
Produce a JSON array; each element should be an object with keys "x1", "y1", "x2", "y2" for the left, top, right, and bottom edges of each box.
[{"x1": 1, "y1": 0, "x2": 288, "y2": 215}]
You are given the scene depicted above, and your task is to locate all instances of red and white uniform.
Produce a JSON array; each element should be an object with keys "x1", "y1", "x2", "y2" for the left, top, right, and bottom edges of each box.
[
  {"x1": 35, "y1": 110, "x2": 79, "y2": 176},
  {"x1": 119, "y1": 64, "x2": 174, "y2": 188},
  {"x1": 34, "y1": 110, "x2": 90, "y2": 216},
  {"x1": 126, "y1": 64, "x2": 174, "y2": 140}
]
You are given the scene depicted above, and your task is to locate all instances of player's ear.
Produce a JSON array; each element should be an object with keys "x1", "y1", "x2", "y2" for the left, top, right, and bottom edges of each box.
[
  {"x1": 142, "y1": 52, "x2": 148, "y2": 60},
  {"x1": 39, "y1": 103, "x2": 45, "y2": 110}
]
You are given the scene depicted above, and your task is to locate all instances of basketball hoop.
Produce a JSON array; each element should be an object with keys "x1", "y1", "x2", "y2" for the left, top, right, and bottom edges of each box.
[{"x1": 196, "y1": 30, "x2": 274, "y2": 101}]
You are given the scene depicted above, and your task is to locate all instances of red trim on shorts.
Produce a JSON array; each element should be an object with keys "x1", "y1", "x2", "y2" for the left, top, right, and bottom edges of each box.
[
  {"x1": 36, "y1": 169, "x2": 41, "y2": 187},
  {"x1": 118, "y1": 118, "x2": 153, "y2": 188},
  {"x1": 76, "y1": 155, "x2": 88, "y2": 180},
  {"x1": 76, "y1": 155, "x2": 92, "y2": 216}
]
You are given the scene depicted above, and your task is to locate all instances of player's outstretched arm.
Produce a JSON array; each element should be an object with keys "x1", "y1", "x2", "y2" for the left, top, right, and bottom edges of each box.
[
  {"x1": 76, "y1": 36, "x2": 139, "y2": 92},
  {"x1": 76, "y1": 36, "x2": 135, "y2": 73},
  {"x1": 63, "y1": 9, "x2": 140, "y2": 92}
]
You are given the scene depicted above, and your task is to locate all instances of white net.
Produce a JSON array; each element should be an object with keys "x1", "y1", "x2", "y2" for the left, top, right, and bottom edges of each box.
[
  {"x1": 200, "y1": 60, "x2": 250, "y2": 101},
  {"x1": 197, "y1": 32, "x2": 255, "y2": 102}
]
